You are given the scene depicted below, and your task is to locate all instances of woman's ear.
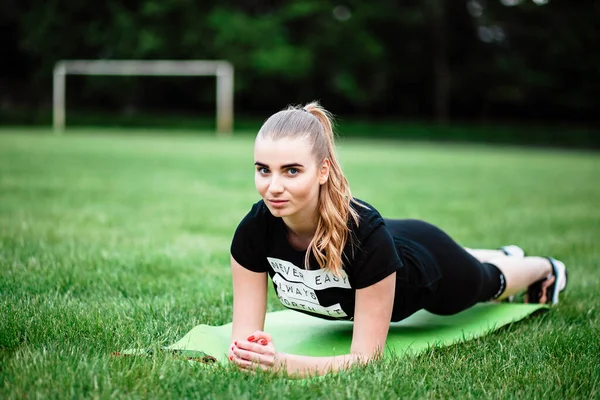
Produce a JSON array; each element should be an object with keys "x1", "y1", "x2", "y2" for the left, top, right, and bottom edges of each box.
[{"x1": 319, "y1": 159, "x2": 330, "y2": 185}]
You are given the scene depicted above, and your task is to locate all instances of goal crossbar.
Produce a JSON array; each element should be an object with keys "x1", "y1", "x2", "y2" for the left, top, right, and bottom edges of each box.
[{"x1": 53, "y1": 60, "x2": 234, "y2": 134}]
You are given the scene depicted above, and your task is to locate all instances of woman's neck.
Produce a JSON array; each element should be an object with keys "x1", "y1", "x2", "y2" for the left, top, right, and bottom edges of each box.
[{"x1": 283, "y1": 207, "x2": 319, "y2": 251}]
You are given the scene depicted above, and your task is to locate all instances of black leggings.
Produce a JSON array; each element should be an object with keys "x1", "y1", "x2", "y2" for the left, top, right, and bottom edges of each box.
[{"x1": 385, "y1": 219, "x2": 504, "y2": 317}]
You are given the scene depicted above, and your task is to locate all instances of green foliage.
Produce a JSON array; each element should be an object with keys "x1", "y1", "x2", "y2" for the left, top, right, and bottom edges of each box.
[
  {"x1": 0, "y1": 129, "x2": 599, "y2": 398},
  {"x1": 1, "y1": 0, "x2": 597, "y2": 122},
  {"x1": 208, "y1": 7, "x2": 313, "y2": 79}
]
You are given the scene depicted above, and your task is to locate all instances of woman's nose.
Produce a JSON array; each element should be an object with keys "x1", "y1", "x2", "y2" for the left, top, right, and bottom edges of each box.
[{"x1": 268, "y1": 175, "x2": 284, "y2": 193}]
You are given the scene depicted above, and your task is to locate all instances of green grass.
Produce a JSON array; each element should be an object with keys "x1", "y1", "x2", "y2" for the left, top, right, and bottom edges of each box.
[{"x1": 1, "y1": 127, "x2": 599, "y2": 399}]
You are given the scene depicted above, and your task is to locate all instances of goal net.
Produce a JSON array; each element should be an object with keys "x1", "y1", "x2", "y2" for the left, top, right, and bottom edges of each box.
[{"x1": 53, "y1": 60, "x2": 234, "y2": 135}]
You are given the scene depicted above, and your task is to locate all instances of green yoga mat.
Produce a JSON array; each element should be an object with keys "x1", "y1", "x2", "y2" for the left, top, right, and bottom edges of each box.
[{"x1": 121, "y1": 303, "x2": 547, "y2": 364}]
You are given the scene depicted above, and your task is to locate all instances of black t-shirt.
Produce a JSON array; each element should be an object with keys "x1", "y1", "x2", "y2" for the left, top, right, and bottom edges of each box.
[{"x1": 230, "y1": 199, "x2": 439, "y2": 321}]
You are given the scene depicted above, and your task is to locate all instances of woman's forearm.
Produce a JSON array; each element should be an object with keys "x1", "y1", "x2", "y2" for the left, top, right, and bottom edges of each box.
[
  {"x1": 231, "y1": 334, "x2": 380, "y2": 376},
  {"x1": 277, "y1": 352, "x2": 370, "y2": 378}
]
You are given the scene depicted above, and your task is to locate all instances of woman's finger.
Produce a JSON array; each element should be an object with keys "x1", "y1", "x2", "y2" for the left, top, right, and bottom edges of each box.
[
  {"x1": 233, "y1": 356, "x2": 271, "y2": 371},
  {"x1": 232, "y1": 347, "x2": 275, "y2": 367},
  {"x1": 248, "y1": 330, "x2": 273, "y2": 344},
  {"x1": 235, "y1": 339, "x2": 274, "y2": 353}
]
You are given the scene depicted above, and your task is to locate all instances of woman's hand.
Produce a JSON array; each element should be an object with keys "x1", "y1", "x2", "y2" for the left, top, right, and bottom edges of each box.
[{"x1": 229, "y1": 331, "x2": 284, "y2": 372}]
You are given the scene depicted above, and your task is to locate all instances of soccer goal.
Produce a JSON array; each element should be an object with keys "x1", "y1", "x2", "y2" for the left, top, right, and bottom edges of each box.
[{"x1": 53, "y1": 60, "x2": 234, "y2": 135}]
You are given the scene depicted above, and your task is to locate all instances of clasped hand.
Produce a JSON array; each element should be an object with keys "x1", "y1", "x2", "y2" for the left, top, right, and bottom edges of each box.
[{"x1": 229, "y1": 331, "x2": 283, "y2": 372}]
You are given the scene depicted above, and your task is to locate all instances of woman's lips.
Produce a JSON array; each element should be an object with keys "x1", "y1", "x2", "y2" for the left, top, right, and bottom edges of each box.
[{"x1": 268, "y1": 199, "x2": 288, "y2": 208}]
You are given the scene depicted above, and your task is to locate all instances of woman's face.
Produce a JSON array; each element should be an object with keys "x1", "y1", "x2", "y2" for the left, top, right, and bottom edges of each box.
[{"x1": 254, "y1": 136, "x2": 328, "y2": 221}]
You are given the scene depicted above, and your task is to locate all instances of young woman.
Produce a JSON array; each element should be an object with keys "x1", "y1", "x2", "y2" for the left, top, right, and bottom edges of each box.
[{"x1": 228, "y1": 102, "x2": 568, "y2": 377}]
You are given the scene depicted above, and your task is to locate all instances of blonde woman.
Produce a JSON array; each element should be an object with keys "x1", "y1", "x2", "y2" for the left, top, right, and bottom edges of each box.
[{"x1": 228, "y1": 102, "x2": 567, "y2": 377}]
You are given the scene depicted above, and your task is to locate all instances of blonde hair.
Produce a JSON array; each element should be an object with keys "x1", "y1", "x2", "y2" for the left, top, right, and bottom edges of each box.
[{"x1": 257, "y1": 101, "x2": 359, "y2": 275}]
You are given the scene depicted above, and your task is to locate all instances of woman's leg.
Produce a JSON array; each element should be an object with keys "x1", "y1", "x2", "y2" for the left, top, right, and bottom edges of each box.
[
  {"x1": 464, "y1": 248, "x2": 556, "y2": 301},
  {"x1": 465, "y1": 245, "x2": 525, "y2": 262},
  {"x1": 488, "y1": 256, "x2": 553, "y2": 302},
  {"x1": 386, "y1": 219, "x2": 560, "y2": 315},
  {"x1": 465, "y1": 248, "x2": 507, "y2": 262}
]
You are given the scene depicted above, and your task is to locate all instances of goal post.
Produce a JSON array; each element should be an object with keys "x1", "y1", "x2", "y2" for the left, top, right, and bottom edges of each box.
[{"x1": 53, "y1": 60, "x2": 234, "y2": 135}]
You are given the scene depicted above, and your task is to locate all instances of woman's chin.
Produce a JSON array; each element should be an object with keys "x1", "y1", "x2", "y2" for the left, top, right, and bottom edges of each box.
[
  {"x1": 267, "y1": 205, "x2": 294, "y2": 218},
  {"x1": 268, "y1": 208, "x2": 288, "y2": 218}
]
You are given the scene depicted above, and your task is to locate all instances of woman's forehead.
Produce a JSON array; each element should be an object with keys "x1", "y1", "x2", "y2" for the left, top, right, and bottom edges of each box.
[{"x1": 254, "y1": 136, "x2": 315, "y2": 164}]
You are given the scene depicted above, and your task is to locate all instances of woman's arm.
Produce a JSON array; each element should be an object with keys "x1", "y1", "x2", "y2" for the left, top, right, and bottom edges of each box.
[
  {"x1": 232, "y1": 272, "x2": 396, "y2": 378},
  {"x1": 230, "y1": 256, "x2": 268, "y2": 347}
]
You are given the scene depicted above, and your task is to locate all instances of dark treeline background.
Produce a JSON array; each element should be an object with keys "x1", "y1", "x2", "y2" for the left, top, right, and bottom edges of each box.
[{"x1": 1, "y1": 0, "x2": 599, "y2": 140}]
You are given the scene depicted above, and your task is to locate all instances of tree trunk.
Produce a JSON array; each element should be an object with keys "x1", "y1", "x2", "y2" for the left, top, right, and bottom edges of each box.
[{"x1": 430, "y1": 0, "x2": 450, "y2": 124}]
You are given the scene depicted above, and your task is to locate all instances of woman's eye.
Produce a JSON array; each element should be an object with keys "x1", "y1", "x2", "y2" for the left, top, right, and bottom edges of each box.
[
  {"x1": 287, "y1": 168, "x2": 299, "y2": 175},
  {"x1": 257, "y1": 167, "x2": 269, "y2": 174}
]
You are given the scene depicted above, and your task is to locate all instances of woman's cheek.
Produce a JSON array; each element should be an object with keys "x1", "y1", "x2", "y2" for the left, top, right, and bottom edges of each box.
[
  {"x1": 255, "y1": 176, "x2": 268, "y2": 196},
  {"x1": 295, "y1": 176, "x2": 318, "y2": 199}
]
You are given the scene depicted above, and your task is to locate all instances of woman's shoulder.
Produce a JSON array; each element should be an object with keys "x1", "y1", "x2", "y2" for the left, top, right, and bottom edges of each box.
[
  {"x1": 232, "y1": 200, "x2": 276, "y2": 247},
  {"x1": 350, "y1": 197, "x2": 386, "y2": 237},
  {"x1": 351, "y1": 197, "x2": 384, "y2": 219},
  {"x1": 237, "y1": 199, "x2": 274, "y2": 228},
  {"x1": 244, "y1": 199, "x2": 269, "y2": 218},
  {"x1": 231, "y1": 200, "x2": 273, "y2": 269}
]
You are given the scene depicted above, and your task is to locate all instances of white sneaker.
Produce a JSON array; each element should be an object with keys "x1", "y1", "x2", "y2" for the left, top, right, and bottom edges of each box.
[
  {"x1": 500, "y1": 245, "x2": 525, "y2": 258},
  {"x1": 526, "y1": 257, "x2": 568, "y2": 305}
]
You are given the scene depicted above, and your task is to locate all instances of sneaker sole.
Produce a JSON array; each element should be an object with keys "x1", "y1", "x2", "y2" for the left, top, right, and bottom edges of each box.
[
  {"x1": 525, "y1": 257, "x2": 568, "y2": 304},
  {"x1": 549, "y1": 258, "x2": 568, "y2": 305}
]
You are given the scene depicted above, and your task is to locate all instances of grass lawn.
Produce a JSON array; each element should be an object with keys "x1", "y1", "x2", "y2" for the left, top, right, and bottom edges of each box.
[{"x1": 1, "y1": 127, "x2": 599, "y2": 399}]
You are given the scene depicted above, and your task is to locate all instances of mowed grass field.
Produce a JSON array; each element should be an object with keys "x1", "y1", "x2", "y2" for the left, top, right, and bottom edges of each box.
[{"x1": 1, "y1": 128, "x2": 599, "y2": 399}]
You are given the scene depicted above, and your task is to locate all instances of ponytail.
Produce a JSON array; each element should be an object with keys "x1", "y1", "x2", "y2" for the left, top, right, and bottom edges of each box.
[{"x1": 303, "y1": 102, "x2": 359, "y2": 276}]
